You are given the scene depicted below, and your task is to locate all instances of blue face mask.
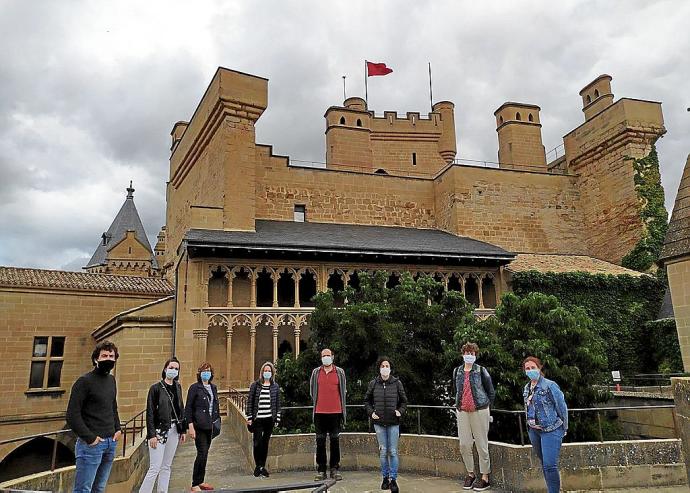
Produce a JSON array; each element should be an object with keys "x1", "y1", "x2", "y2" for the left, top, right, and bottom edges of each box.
[
  {"x1": 263, "y1": 371, "x2": 272, "y2": 380},
  {"x1": 525, "y1": 369, "x2": 540, "y2": 381},
  {"x1": 200, "y1": 371, "x2": 212, "y2": 382},
  {"x1": 463, "y1": 354, "x2": 476, "y2": 365},
  {"x1": 165, "y1": 368, "x2": 179, "y2": 380}
]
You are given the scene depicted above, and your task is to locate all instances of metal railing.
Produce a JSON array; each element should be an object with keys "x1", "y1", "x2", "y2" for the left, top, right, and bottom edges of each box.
[
  {"x1": 270, "y1": 403, "x2": 678, "y2": 445},
  {"x1": 229, "y1": 386, "x2": 248, "y2": 411},
  {"x1": 0, "y1": 409, "x2": 146, "y2": 475},
  {"x1": 545, "y1": 143, "x2": 565, "y2": 163}
]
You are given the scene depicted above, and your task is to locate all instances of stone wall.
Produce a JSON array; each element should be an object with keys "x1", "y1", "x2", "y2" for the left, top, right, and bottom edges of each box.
[
  {"x1": 0, "y1": 435, "x2": 148, "y2": 493},
  {"x1": 672, "y1": 377, "x2": 690, "y2": 484},
  {"x1": 227, "y1": 399, "x2": 686, "y2": 491},
  {"x1": 0, "y1": 286, "x2": 164, "y2": 461}
]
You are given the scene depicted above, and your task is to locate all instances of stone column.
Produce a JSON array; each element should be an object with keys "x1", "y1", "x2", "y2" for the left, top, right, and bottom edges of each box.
[
  {"x1": 272, "y1": 271, "x2": 279, "y2": 308},
  {"x1": 227, "y1": 273, "x2": 234, "y2": 307},
  {"x1": 672, "y1": 377, "x2": 690, "y2": 485},
  {"x1": 250, "y1": 271, "x2": 257, "y2": 308},
  {"x1": 272, "y1": 326, "x2": 280, "y2": 364},
  {"x1": 294, "y1": 328, "x2": 301, "y2": 357},
  {"x1": 294, "y1": 271, "x2": 301, "y2": 309},
  {"x1": 477, "y1": 274, "x2": 485, "y2": 309},
  {"x1": 193, "y1": 328, "x2": 208, "y2": 370},
  {"x1": 225, "y1": 324, "x2": 234, "y2": 390},
  {"x1": 249, "y1": 325, "x2": 257, "y2": 384}
]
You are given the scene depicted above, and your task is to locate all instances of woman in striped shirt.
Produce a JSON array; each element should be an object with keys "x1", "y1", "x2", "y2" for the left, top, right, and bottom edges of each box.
[{"x1": 246, "y1": 361, "x2": 281, "y2": 477}]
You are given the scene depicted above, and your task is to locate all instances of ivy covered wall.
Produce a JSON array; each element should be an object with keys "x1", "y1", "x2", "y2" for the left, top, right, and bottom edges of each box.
[
  {"x1": 510, "y1": 271, "x2": 679, "y2": 376},
  {"x1": 621, "y1": 144, "x2": 669, "y2": 271}
]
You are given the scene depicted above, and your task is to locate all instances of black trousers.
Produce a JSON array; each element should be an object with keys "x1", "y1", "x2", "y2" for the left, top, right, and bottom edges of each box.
[
  {"x1": 314, "y1": 413, "x2": 342, "y2": 472},
  {"x1": 252, "y1": 417, "x2": 274, "y2": 468},
  {"x1": 192, "y1": 428, "x2": 213, "y2": 487}
]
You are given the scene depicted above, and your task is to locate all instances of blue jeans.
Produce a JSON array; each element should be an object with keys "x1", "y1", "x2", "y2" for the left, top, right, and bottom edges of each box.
[
  {"x1": 73, "y1": 437, "x2": 117, "y2": 493},
  {"x1": 528, "y1": 426, "x2": 564, "y2": 493},
  {"x1": 374, "y1": 424, "x2": 400, "y2": 480}
]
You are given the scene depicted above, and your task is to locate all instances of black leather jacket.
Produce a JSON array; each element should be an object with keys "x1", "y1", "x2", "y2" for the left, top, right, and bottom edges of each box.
[
  {"x1": 185, "y1": 382, "x2": 220, "y2": 432},
  {"x1": 146, "y1": 380, "x2": 186, "y2": 440}
]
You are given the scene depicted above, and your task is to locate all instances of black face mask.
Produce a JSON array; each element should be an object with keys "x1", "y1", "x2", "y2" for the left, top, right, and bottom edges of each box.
[{"x1": 95, "y1": 359, "x2": 115, "y2": 374}]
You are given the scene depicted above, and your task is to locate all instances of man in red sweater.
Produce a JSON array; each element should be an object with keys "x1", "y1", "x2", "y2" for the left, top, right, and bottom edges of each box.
[{"x1": 309, "y1": 348, "x2": 347, "y2": 481}]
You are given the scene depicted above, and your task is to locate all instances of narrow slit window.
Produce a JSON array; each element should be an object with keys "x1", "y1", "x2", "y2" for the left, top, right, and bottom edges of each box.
[
  {"x1": 294, "y1": 204, "x2": 306, "y2": 222},
  {"x1": 412, "y1": 152, "x2": 417, "y2": 166}
]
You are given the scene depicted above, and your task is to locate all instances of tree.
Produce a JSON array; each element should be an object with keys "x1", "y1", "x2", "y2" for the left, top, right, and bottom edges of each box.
[
  {"x1": 450, "y1": 292, "x2": 610, "y2": 441},
  {"x1": 277, "y1": 271, "x2": 475, "y2": 434}
]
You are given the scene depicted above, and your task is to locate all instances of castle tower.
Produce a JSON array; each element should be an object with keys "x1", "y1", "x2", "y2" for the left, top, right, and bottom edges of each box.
[
  {"x1": 84, "y1": 182, "x2": 158, "y2": 277},
  {"x1": 324, "y1": 97, "x2": 373, "y2": 171},
  {"x1": 432, "y1": 101, "x2": 457, "y2": 163},
  {"x1": 494, "y1": 102, "x2": 547, "y2": 170},
  {"x1": 579, "y1": 74, "x2": 614, "y2": 121}
]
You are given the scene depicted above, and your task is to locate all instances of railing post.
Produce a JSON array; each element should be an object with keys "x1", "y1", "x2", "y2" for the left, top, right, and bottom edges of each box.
[
  {"x1": 417, "y1": 408, "x2": 421, "y2": 435},
  {"x1": 122, "y1": 426, "x2": 127, "y2": 457},
  {"x1": 51, "y1": 434, "x2": 58, "y2": 471},
  {"x1": 597, "y1": 411, "x2": 604, "y2": 442},
  {"x1": 517, "y1": 413, "x2": 525, "y2": 446}
]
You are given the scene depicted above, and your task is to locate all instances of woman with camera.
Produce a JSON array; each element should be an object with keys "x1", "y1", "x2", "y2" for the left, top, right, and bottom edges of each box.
[{"x1": 139, "y1": 357, "x2": 187, "y2": 493}]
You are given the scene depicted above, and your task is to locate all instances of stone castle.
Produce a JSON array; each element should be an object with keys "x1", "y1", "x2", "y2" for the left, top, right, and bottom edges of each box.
[{"x1": 0, "y1": 67, "x2": 666, "y2": 478}]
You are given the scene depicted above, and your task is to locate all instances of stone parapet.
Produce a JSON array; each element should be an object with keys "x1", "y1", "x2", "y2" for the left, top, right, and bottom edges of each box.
[
  {"x1": 672, "y1": 377, "x2": 690, "y2": 484},
  {"x1": 226, "y1": 398, "x2": 686, "y2": 491}
]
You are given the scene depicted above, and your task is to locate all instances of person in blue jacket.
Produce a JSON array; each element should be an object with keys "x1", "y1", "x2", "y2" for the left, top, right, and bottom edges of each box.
[{"x1": 523, "y1": 356, "x2": 568, "y2": 493}]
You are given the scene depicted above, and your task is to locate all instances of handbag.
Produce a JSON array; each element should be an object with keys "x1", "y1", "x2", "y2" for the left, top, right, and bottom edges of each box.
[{"x1": 212, "y1": 417, "x2": 222, "y2": 438}]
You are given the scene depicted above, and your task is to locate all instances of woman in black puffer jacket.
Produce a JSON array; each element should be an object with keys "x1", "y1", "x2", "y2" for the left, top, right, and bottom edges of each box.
[{"x1": 364, "y1": 356, "x2": 407, "y2": 493}]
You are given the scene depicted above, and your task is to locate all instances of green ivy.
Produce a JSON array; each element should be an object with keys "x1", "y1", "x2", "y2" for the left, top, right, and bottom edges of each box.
[
  {"x1": 510, "y1": 271, "x2": 679, "y2": 376},
  {"x1": 621, "y1": 144, "x2": 669, "y2": 271}
]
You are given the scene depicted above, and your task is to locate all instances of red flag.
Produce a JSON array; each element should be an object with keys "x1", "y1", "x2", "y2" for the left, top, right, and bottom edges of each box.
[{"x1": 367, "y1": 61, "x2": 393, "y2": 76}]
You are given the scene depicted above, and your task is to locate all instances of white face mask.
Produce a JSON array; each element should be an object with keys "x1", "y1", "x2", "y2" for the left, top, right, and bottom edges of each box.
[
  {"x1": 463, "y1": 354, "x2": 476, "y2": 365},
  {"x1": 380, "y1": 367, "x2": 391, "y2": 378},
  {"x1": 322, "y1": 356, "x2": 333, "y2": 366}
]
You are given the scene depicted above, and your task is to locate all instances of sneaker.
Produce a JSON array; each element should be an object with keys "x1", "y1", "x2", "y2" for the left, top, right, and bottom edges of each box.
[
  {"x1": 253, "y1": 466, "x2": 261, "y2": 477},
  {"x1": 473, "y1": 478, "x2": 491, "y2": 491},
  {"x1": 315, "y1": 471, "x2": 327, "y2": 481},
  {"x1": 389, "y1": 479, "x2": 399, "y2": 493},
  {"x1": 199, "y1": 484, "x2": 214, "y2": 491},
  {"x1": 462, "y1": 474, "x2": 476, "y2": 490},
  {"x1": 260, "y1": 467, "x2": 270, "y2": 478},
  {"x1": 330, "y1": 468, "x2": 343, "y2": 481},
  {"x1": 381, "y1": 477, "x2": 390, "y2": 489}
]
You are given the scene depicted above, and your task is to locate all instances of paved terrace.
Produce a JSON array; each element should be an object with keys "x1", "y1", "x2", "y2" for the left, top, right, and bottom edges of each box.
[{"x1": 165, "y1": 431, "x2": 690, "y2": 492}]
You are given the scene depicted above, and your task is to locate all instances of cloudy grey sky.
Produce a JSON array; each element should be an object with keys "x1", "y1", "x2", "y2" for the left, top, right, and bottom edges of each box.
[{"x1": 1, "y1": 0, "x2": 688, "y2": 271}]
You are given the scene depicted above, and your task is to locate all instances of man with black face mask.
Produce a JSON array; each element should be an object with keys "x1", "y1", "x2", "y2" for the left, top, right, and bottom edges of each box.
[{"x1": 66, "y1": 340, "x2": 122, "y2": 493}]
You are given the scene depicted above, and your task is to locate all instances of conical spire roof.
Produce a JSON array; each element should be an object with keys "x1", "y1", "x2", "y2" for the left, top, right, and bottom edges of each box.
[
  {"x1": 661, "y1": 155, "x2": 690, "y2": 263},
  {"x1": 85, "y1": 183, "x2": 157, "y2": 269}
]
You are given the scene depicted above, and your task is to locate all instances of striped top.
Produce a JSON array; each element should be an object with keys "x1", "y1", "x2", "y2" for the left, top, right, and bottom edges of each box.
[{"x1": 256, "y1": 384, "x2": 273, "y2": 419}]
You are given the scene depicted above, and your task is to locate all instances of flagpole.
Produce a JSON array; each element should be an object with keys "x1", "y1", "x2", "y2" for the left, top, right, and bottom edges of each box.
[
  {"x1": 428, "y1": 62, "x2": 433, "y2": 111},
  {"x1": 342, "y1": 75, "x2": 347, "y2": 101},
  {"x1": 364, "y1": 60, "x2": 368, "y2": 108}
]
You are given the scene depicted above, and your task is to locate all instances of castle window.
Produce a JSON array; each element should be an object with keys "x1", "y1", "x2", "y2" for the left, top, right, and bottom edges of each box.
[
  {"x1": 586, "y1": 94, "x2": 592, "y2": 104},
  {"x1": 499, "y1": 116, "x2": 504, "y2": 124},
  {"x1": 356, "y1": 119, "x2": 362, "y2": 127},
  {"x1": 594, "y1": 89, "x2": 600, "y2": 98},
  {"x1": 294, "y1": 204, "x2": 306, "y2": 222},
  {"x1": 412, "y1": 152, "x2": 417, "y2": 166},
  {"x1": 516, "y1": 112, "x2": 521, "y2": 121},
  {"x1": 374, "y1": 168, "x2": 388, "y2": 175},
  {"x1": 528, "y1": 113, "x2": 534, "y2": 122},
  {"x1": 339, "y1": 116, "x2": 346, "y2": 125},
  {"x1": 29, "y1": 336, "x2": 65, "y2": 389}
]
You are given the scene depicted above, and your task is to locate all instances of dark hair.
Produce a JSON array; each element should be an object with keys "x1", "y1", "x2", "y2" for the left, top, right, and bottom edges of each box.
[
  {"x1": 376, "y1": 356, "x2": 391, "y2": 369},
  {"x1": 461, "y1": 342, "x2": 479, "y2": 354},
  {"x1": 161, "y1": 357, "x2": 181, "y2": 380},
  {"x1": 91, "y1": 341, "x2": 119, "y2": 366},
  {"x1": 196, "y1": 362, "x2": 214, "y2": 383},
  {"x1": 522, "y1": 356, "x2": 543, "y2": 369}
]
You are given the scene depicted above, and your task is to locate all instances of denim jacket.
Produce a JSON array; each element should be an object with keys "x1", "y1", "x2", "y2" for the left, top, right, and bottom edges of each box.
[
  {"x1": 453, "y1": 364, "x2": 495, "y2": 410},
  {"x1": 523, "y1": 376, "x2": 568, "y2": 433}
]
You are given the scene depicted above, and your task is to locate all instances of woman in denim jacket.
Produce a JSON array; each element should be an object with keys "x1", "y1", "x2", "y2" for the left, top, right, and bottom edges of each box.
[{"x1": 523, "y1": 356, "x2": 568, "y2": 493}]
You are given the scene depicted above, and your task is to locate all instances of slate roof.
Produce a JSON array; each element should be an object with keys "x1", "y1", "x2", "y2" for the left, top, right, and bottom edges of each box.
[
  {"x1": 507, "y1": 253, "x2": 644, "y2": 276},
  {"x1": 185, "y1": 220, "x2": 515, "y2": 261},
  {"x1": 0, "y1": 266, "x2": 173, "y2": 295},
  {"x1": 657, "y1": 287, "x2": 675, "y2": 320},
  {"x1": 661, "y1": 155, "x2": 690, "y2": 263},
  {"x1": 85, "y1": 184, "x2": 158, "y2": 269}
]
